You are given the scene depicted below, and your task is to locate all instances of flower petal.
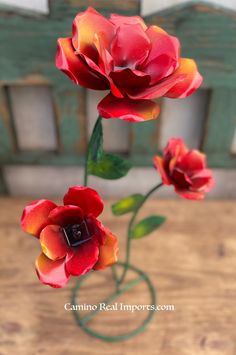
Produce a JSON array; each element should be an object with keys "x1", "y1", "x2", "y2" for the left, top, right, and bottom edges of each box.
[
  {"x1": 165, "y1": 58, "x2": 203, "y2": 98},
  {"x1": 35, "y1": 253, "x2": 69, "y2": 288},
  {"x1": 94, "y1": 228, "x2": 118, "y2": 270},
  {"x1": 21, "y1": 199, "x2": 57, "y2": 237},
  {"x1": 128, "y1": 59, "x2": 201, "y2": 100},
  {"x1": 56, "y1": 37, "x2": 109, "y2": 90},
  {"x1": 172, "y1": 168, "x2": 193, "y2": 189},
  {"x1": 177, "y1": 150, "x2": 206, "y2": 173},
  {"x1": 72, "y1": 7, "x2": 115, "y2": 60},
  {"x1": 98, "y1": 94, "x2": 160, "y2": 122},
  {"x1": 40, "y1": 225, "x2": 69, "y2": 261},
  {"x1": 65, "y1": 238, "x2": 99, "y2": 276},
  {"x1": 110, "y1": 68, "x2": 150, "y2": 90},
  {"x1": 111, "y1": 23, "x2": 150, "y2": 68},
  {"x1": 190, "y1": 169, "x2": 215, "y2": 191},
  {"x1": 164, "y1": 138, "x2": 188, "y2": 158},
  {"x1": 128, "y1": 71, "x2": 185, "y2": 100},
  {"x1": 63, "y1": 186, "x2": 104, "y2": 218},
  {"x1": 86, "y1": 215, "x2": 106, "y2": 244},
  {"x1": 48, "y1": 205, "x2": 84, "y2": 227},
  {"x1": 110, "y1": 13, "x2": 147, "y2": 30},
  {"x1": 90, "y1": 35, "x2": 124, "y2": 98},
  {"x1": 175, "y1": 189, "x2": 205, "y2": 200},
  {"x1": 153, "y1": 156, "x2": 171, "y2": 185},
  {"x1": 141, "y1": 26, "x2": 180, "y2": 84}
]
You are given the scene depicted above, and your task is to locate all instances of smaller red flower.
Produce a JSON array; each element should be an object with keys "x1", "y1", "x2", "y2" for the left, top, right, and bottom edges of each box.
[
  {"x1": 21, "y1": 186, "x2": 118, "y2": 288},
  {"x1": 153, "y1": 138, "x2": 215, "y2": 200}
]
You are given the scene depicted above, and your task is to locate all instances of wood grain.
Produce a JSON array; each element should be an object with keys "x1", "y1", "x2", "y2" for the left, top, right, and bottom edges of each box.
[{"x1": 0, "y1": 198, "x2": 236, "y2": 354}]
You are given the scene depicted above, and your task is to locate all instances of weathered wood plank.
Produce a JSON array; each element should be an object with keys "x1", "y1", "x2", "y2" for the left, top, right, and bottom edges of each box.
[
  {"x1": 87, "y1": 90, "x2": 131, "y2": 153},
  {"x1": 144, "y1": 2, "x2": 236, "y2": 89},
  {"x1": 53, "y1": 87, "x2": 85, "y2": 154},
  {"x1": 202, "y1": 88, "x2": 236, "y2": 168},
  {"x1": 159, "y1": 90, "x2": 209, "y2": 150},
  {"x1": 0, "y1": 169, "x2": 7, "y2": 194},
  {"x1": 9, "y1": 85, "x2": 58, "y2": 151},
  {"x1": 0, "y1": 0, "x2": 140, "y2": 165},
  {"x1": 0, "y1": 198, "x2": 236, "y2": 353},
  {"x1": 0, "y1": 87, "x2": 14, "y2": 158},
  {"x1": 130, "y1": 99, "x2": 161, "y2": 162}
]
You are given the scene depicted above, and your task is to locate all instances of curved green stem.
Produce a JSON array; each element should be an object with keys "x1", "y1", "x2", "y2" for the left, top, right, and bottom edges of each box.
[
  {"x1": 72, "y1": 261, "x2": 157, "y2": 342},
  {"x1": 84, "y1": 115, "x2": 102, "y2": 186},
  {"x1": 83, "y1": 115, "x2": 119, "y2": 287},
  {"x1": 118, "y1": 182, "x2": 163, "y2": 285}
]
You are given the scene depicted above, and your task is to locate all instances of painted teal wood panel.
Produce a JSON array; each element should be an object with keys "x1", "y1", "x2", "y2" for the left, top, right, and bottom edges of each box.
[
  {"x1": 145, "y1": 1, "x2": 236, "y2": 89},
  {"x1": 0, "y1": 87, "x2": 13, "y2": 193},
  {"x1": 0, "y1": 0, "x2": 236, "y2": 180},
  {"x1": 130, "y1": 111, "x2": 161, "y2": 165},
  {"x1": 202, "y1": 88, "x2": 236, "y2": 168},
  {"x1": 0, "y1": 0, "x2": 140, "y2": 166},
  {"x1": 0, "y1": 88, "x2": 13, "y2": 157},
  {"x1": 131, "y1": 1, "x2": 236, "y2": 167}
]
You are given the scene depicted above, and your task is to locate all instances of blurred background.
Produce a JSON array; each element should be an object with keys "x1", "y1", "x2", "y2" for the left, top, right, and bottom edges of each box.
[{"x1": 0, "y1": 0, "x2": 236, "y2": 198}]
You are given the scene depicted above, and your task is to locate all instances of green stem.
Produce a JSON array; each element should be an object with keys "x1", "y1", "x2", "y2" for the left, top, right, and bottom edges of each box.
[
  {"x1": 80, "y1": 274, "x2": 145, "y2": 325},
  {"x1": 118, "y1": 182, "x2": 163, "y2": 285},
  {"x1": 83, "y1": 115, "x2": 119, "y2": 286},
  {"x1": 83, "y1": 115, "x2": 102, "y2": 186},
  {"x1": 111, "y1": 265, "x2": 119, "y2": 292}
]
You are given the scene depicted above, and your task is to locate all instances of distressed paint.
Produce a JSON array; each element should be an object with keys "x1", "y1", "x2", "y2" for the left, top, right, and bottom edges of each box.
[
  {"x1": 0, "y1": 0, "x2": 236, "y2": 195},
  {"x1": 145, "y1": 2, "x2": 236, "y2": 89},
  {"x1": 0, "y1": 87, "x2": 14, "y2": 157},
  {"x1": 130, "y1": 107, "x2": 161, "y2": 164},
  {"x1": 141, "y1": 2, "x2": 236, "y2": 168},
  {"x1": 0, "y1": 169, "x2": 7, "y2": 194},
  {"x1": 202, "y1": 88, "x2": 236, "y2": 168},
  {"x1": 141, "y1": 0, "x2": 236, "y2": 16},
  {"x1": 0, "y1": 0, "x2": 49, "y2": 14},
  {"x1": 0, "y1": 0, "x2": 140, "y2": 172}
]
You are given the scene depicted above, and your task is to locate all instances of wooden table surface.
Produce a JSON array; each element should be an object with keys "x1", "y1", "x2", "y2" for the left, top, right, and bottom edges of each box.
[{"x1": 0, "y1": 198, "x2": 236, "y2": 355}]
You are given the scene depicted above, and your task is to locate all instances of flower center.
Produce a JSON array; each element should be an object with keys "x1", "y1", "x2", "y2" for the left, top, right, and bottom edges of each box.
[{"x1": 63, "y1": 221, "x2": 91, "y2": 247}]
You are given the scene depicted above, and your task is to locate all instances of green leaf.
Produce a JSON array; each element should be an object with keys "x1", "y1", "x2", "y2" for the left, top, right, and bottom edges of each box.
[
  {"x1": 88, "y1": 116, "x2": 103, "y2": 162},
  {"x1": 88, "y1": 152, "x2": 132, "y2": 180},
  {"x1": 130, "y1": 215, "x2": 166, "y2": 239},
  {"x1": 112, "y1": 194, "x2": 144, "y2": 216}
]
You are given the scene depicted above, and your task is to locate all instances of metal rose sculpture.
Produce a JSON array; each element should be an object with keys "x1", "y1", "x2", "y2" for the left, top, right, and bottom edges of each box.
[
  {"x1": 21, "y1": 8, "x2": 214, "y2": 342},
  {"x1": 56, "y1": 7, "x2": 202, "y2": 122}
]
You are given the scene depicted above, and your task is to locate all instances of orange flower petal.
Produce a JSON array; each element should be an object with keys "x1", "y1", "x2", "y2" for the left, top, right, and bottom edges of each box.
[
  {"x1": 98, "y1": 94, "x2": 160, "y2": 122},
  {"x1": 35, "y1": 253, "x2": 69, "y2": 288},
  {"x1": 56, "y1": 37, "x2": 109, "y2": 90},
  {"x1": 153, "y1": 156, "x2": 171, "y2": 185},
  {"x1": 72, "y1": 7, "x2": 115, "y2": 58},
  {"x1": 21, "y1": 199, "x2": 57, "y2": 237},
  {"x1": 40, "y1": 225, "x2": 69, "y2": 261},
  {"x1": 165, "y1": 58, "x2": 203, "y2": 98},
  {"x1": 94, "y1": 228, "x2": 118, "y2": 270}
]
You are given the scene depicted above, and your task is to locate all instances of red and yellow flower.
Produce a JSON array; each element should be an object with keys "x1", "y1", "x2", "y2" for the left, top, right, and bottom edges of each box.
[
  {"x1": 56, "y1": 7, "x2": 202, "y2": 122},
  {"x1": 21, "y1": 186, "x2": 118, "y2": 288},
  {"x1": 154, "y1": 138, "x2": 215, "y2": 200}
]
